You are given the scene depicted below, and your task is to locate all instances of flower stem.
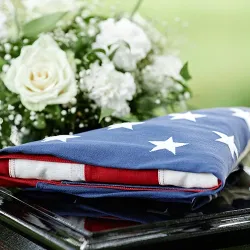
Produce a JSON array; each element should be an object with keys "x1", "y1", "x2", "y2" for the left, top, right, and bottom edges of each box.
[{"x1": 130, "y1": 0, "x2": 144, "y2": 19}]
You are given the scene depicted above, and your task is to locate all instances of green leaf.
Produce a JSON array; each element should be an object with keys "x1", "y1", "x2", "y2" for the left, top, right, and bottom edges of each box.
[
  {"x1": 83, "y1": 49, "x2": 106, "y2": 64},
  {"x1": 91, "y1": 48, "x2": 106, "y2": 54},
  {"x1": 180, "y1": 62, "x2": 192, "y2": 81},
  {"x1": 0, "y1": 57, "x2": 6, "y2": 68},
  {"x1": 23, "y1": 12, "x2": 67, "y2": 38},
  {"x1": 99, "y1": 108, "x2": 113, "y2": 123},
  {"x1": 107, "y1": 41, "x2": 130, "y2": 51}
]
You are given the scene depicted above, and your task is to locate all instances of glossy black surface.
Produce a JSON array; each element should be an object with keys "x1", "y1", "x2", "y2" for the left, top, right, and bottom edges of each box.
[{"x1": 2, "y1": 168, "x2": 250, "y2": 249}]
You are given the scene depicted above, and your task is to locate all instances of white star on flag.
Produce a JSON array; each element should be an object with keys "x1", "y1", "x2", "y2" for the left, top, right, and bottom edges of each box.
[
  {"x1": 108, "y1": 122, "x2": 144, "y2": 130},
  {"x1": 149, "y1": 137, "x2": 188, "y2": 155},
  {"x1": 231, "y1": 108, "x2": 250, "y2": 130},
  {"x1": 42, "y1": 135, "x2": 80, "y2": 142},
  {"x1": 169, "y1": 112, "x2": 206, "y2": 122},
  {"x1": 213, "y1": 131, "x2": 238, "y2": 159}
]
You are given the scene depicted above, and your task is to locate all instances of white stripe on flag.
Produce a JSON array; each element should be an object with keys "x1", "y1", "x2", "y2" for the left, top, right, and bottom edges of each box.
[
  {"x1": 9, "y1": 159, "x2": 85, "y2": 181},
  {"x1": 158, "y1": 169, "x2": 218, "y2": 188}
]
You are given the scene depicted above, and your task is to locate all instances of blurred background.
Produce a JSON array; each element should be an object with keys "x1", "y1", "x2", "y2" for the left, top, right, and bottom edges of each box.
[{"x1": 103, "y1": 0, "x2": 250, "y2": 109}]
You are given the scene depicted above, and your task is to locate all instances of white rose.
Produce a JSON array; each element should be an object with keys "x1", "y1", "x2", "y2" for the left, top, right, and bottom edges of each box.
[
  {"x1": 93, "y1": 18, "x2": 151, "y2": 71},
  {"x1": 4, "y1": 34, "x2": 77, "y2": 111},
  {"x1": 80, "y1": 62, "x2": 136, "y2": 117}
]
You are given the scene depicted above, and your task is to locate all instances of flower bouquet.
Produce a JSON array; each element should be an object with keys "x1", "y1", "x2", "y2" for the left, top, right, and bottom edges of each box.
[{"x1": 0, "y1": 0, "x2": 192, "y2": 148}]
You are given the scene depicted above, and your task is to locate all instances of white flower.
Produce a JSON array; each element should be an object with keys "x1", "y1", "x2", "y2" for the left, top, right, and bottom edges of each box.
[
  {"x1": 80, "y1": 62, "x2": 136, "y2": 117},
  {"x1": 142, "y1": 55, "x2": 183, "y2": 96},
  {"x1": 93, "y1": 18, "x2": 151, "y2": 71},
  {"x1": 112, "y1": 45, "x2": 137, "y2": 72},
  {"x1": 22, "y1": 0, "x2": 82, "y2": 20},
  {"x1": 3, "y1": 34, "x2": 77, "y2": 111}
]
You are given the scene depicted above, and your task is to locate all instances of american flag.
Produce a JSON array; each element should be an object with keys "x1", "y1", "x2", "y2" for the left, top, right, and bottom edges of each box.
[{"x1": 0, "y1": 107, "x2": 249, "y2": 204}]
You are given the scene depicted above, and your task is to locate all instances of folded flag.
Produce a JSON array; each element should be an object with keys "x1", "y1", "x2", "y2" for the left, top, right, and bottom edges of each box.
[{"x1": 0, "y1": 107, "x2": 250, "y2": 204}]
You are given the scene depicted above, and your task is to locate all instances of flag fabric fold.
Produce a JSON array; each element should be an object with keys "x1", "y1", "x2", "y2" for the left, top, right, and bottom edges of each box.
[{"x1": 0, "y1": 107, "x2": 250, "y2": 205}]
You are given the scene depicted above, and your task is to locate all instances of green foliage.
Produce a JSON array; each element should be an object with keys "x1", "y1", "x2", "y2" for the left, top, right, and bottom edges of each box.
[
  {"x1": 23, "y1": 12, "x2": 67, "y2": 38},
  {"x1": 180, "y1": 62, "x2": 192, "y2": 81},
  {"x1": 0, "y1": 57, "x2": 5, "y2": 68},
  {"x1": 83, "y1": 48, "x2": 106, "y2": 65}
]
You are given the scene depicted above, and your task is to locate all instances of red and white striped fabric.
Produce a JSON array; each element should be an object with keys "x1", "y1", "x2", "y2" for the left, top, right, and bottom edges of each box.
[{"x1": 0, "y1": 154, "x2": 218, "y2": 189}]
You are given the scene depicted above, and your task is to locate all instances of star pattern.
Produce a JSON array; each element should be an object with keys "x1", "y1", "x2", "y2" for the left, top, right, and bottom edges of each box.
[
  {"x1": 149, "y1": 137, "x2": 188, "y2": 155},
  {"x1": 108, "y1": 122, "x2": 145, "y2": 130},
  {"x1": 40, "y1": 109, "x2": 247, "y2": 161},
  {"x1": 213, "y1": 131, "x2": 238, "y2": 159},
  {"x1": 42, "y1": 135, "x2": 80, "y2": 142},
  {"x1": 169, "y1": 112, "x2": 206, "y2": 122},
  {"x1": 231, "y1": 108, "x2": 250, "y2": 130}
]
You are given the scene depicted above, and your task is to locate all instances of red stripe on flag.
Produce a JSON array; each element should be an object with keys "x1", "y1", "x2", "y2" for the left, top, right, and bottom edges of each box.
[
  {"x1": 0, "y1": 159, "x2": 9, "y2": 176},
  {"x1": 0, "y1": 176, "x2": 38, "y2": 187},
  {"x1": 85, "y1": 165, "x2": 159, "y2": 185}
]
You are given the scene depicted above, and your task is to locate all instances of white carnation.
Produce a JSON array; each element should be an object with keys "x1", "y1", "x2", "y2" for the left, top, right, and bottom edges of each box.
[
  {"x1": 93, "y1": 18, "x2": 151, "y2": 71},
  {"x1": 80, "y1": 62, "x2": 136, "y2": 117},
  {"x1": 142, "y1": 55, "x2": 183, "y2": 96},
  {"x1": 112, "y1": 45, "x2": 137, "y2": 72}
]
